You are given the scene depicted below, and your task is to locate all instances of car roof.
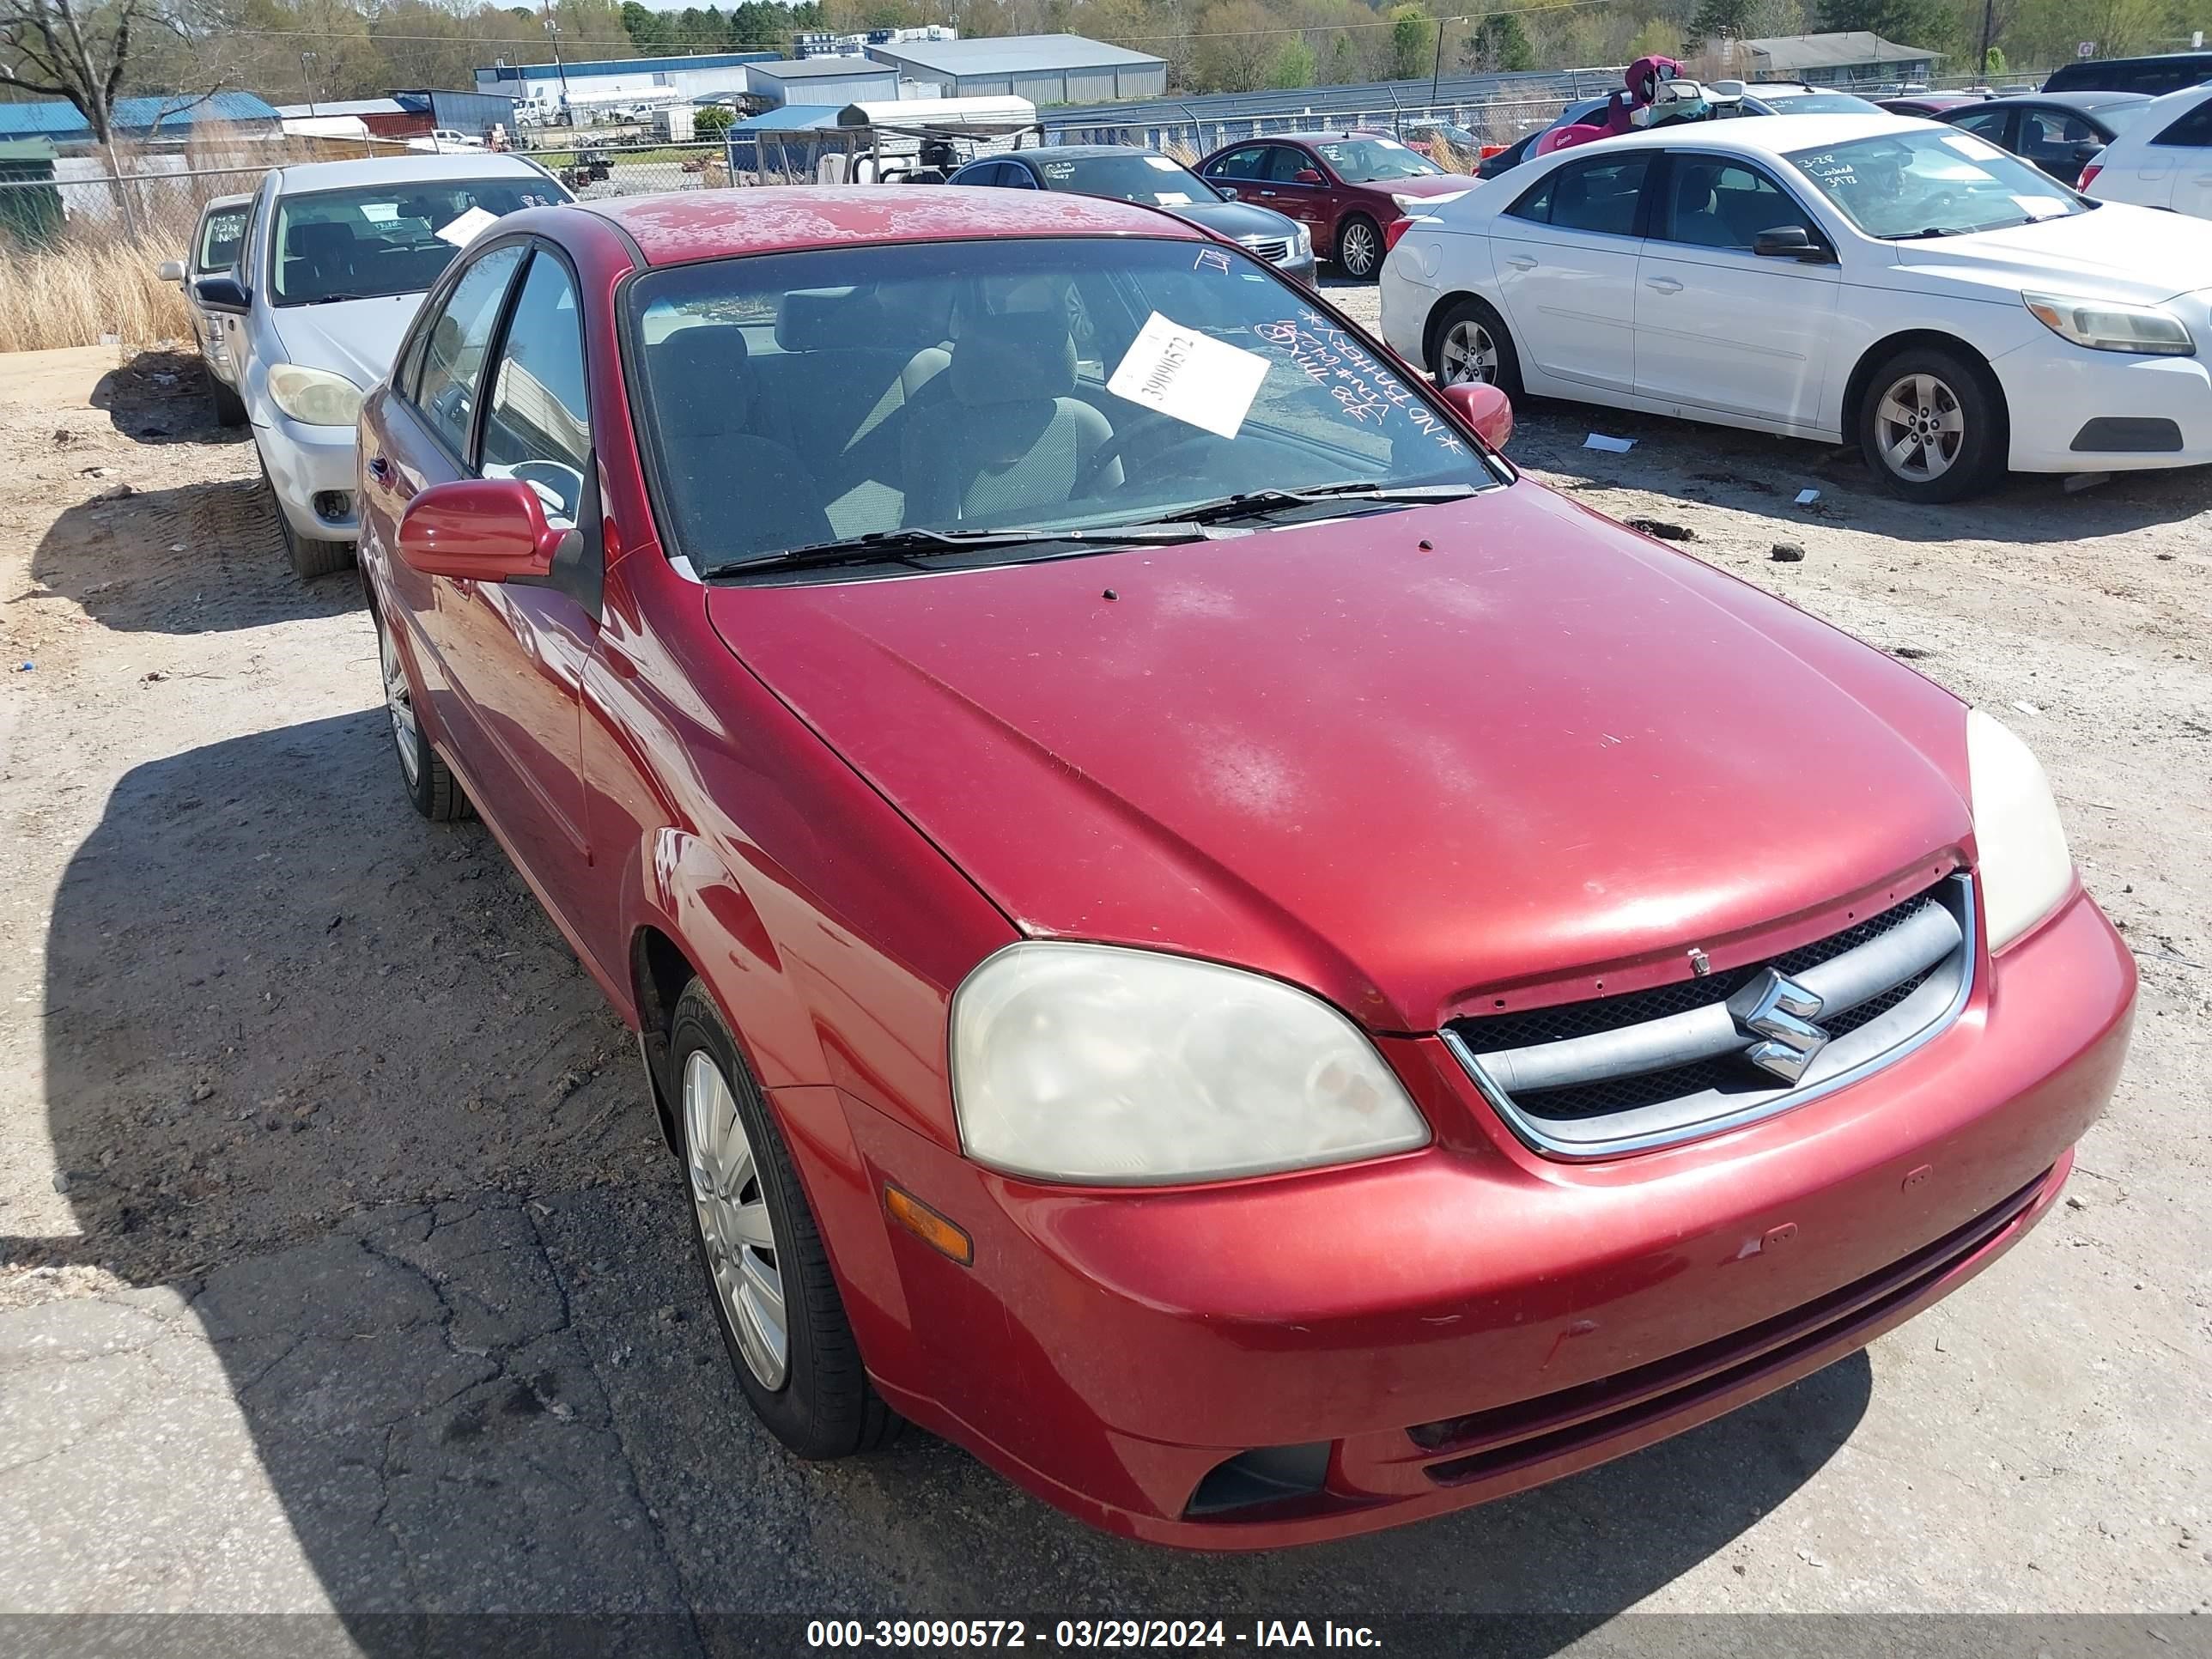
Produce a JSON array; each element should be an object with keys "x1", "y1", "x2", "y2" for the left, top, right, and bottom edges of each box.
[
  {"x1": 267, "y1": 152, "x2": 550, "y2": 193},
  {"x1": 580, "y1": 184, "x2": 1206, "y2": 266},
  {"x1": 203, "y1": 191, "x2": 252, "y2": 211},
  {"x1": 1982, "y1": 89, "x2": 2153, "y2": 108},
  {"x1": 1556, "y1": 112, "x2": 1929, "y2": 157}
]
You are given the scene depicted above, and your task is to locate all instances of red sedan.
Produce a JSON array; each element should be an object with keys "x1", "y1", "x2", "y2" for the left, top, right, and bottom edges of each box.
[
  {"x1": 356, "y1": 186, "x2": 2134, "y2": 1548},
  {"x1": 1195, "y1": 132, "x2": 1476, "y2": 279}
]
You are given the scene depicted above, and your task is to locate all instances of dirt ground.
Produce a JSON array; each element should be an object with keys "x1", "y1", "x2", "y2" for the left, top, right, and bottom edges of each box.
[{"x1": 0, "y1": 326, "x2": 2207, "y2": 1638}]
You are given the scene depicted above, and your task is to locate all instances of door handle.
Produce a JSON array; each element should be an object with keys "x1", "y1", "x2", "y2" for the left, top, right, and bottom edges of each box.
[
  {"x1": 367, "y1": 454, "x2": 394, "y2": 483},
  {"x1": 1257, "y1": 189, "x2": 1276, "y2": 197},
  {"x1": 1645, "y1": 276, "x2": 1684, "y2": 294},
  {"x1": 1504, "y1": 254, "x2": 1536, "y2": 270}
]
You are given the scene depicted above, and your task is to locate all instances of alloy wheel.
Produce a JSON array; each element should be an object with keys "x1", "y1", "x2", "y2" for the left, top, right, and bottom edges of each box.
[
  {"x1": 1873, "y1": 372, "x2": 1965, "y2": 483},
  {"x1": 684, "y1": 1049, "x2": 788, "y2": 1389},
  {"x1": 1339, "y1": 220, "x2": 1378, "y2": 276},
  {"x1": 1438, "y1": 319, "x2": 1498, "y2": 386},
  {"x1": 380, "y1": 623, "x2": 420, "y2": 787}
]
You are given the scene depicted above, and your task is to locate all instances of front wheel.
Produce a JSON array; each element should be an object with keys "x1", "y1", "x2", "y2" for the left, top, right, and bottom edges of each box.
[
  {"x1": 1856, "y1": 346, "x2": 2007, "y2": 503},
  {"x1": 377, "y1": 609, "x2": 466, "y2": 821},
  {"x1": 210, "y1": 374, "x2": 246, "y2": 428},
  {"x1": 672, "y1": 981, "x2": 900, "y2": 1460},
  {"x1": 1335, "y1": 214, "x2": 1383, "y2": 281}
]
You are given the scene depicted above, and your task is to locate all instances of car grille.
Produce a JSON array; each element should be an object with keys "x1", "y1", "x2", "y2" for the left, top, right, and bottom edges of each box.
[
  {"x1": 1442, "y1": 874, "x2": 1975, "y2": 1159},
  {"x1": 1240, "y1": 235, "x2": 1295, "y2": 264}
]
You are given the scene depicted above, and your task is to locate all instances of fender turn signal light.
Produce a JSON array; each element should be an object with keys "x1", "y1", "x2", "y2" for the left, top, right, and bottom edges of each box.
[{"x1": 884, "y1": 1185, "x2": 973, "y2": 1267}]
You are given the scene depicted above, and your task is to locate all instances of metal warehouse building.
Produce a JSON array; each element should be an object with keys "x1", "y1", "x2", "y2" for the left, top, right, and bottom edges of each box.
[
  {"x1": 745, "y1": 58, "x2": 902, "y2": 109},
  {"x1": 861, "y1": 34, "x2": 1165, "y2": 105}
]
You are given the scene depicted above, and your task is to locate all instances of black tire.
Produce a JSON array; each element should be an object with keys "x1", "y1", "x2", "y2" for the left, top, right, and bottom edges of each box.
[
  {"x1": 1428, "y1": 295, "x2": 1523, "y2": 399},
  {"x1": 1334, "y1": 213, "x2": 1384, "y2": 281},
  {"x1": 1856, "y1": 344, "x2": 2008, "y2": 504},
  {"x1": 210, "y1": 374, "x2": 246, "y2": 428},
  {"x1": 256, "y1": 443, "x2": 355, "y2": 579},
  {"x1": 375, "y1": 607, "x2": 467, "y2": 821},
  {"x1": 671, "y1": 981, "x2": 899, "y2": 1460}
]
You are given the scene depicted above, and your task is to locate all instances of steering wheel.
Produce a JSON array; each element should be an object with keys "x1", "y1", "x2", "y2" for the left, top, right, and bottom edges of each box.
[{"x1": 1074, "y1": 425, "x2": 1221, "y2": 499}]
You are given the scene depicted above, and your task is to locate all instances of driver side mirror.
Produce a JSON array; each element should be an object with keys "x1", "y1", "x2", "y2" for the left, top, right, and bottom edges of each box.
[
  {"x1": 1293, "y1": 167, "x2": 1325, "y2": 185},
  {"x1": 1753, "y1": 225, "x2": 1830, "y2": 262},
  {"x1": 157, "y1": 258, "x2": 185, "y2": 283},
  {"x1": 397, "y1": 477, "x2": 571, "y2": 582},
  {"x1": 1439, "y1": 380, "x2": 1512, "y2": 451},
  {"x1": 191, "y1": 274, "x2": 251, "y2": 313}
]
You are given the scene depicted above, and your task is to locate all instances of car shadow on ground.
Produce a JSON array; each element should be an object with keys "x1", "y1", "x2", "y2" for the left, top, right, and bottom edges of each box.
[
  {"x1": 21, "y1": 701, "x2": 1873, "y2": 1650},
  {"x1": 27, "y1": 477, "x2": 358, "y2": 635},
  {"x1": 91, "y1": 349, "x2": 248, "y2": 448}
]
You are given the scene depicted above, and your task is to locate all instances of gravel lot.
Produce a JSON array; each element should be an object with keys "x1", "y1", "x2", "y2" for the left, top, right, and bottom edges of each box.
[{"x1": 0, "y1": 306, "x2": 2206, "y2": 1650}]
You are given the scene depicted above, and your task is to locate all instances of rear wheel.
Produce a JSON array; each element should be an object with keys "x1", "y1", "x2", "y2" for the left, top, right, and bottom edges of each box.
[
  {"x1": 672, "y1": 981, "x2": 899, "y2": 1460},
  {"x1": 1856, "y1": 345, "x2": 2007, "y2": 503},
  {"x1": 1430, "y1": 296, "x2": 1522, "y2": 398},
  {"x1": 1335, "y1": 213, "x2": 1383, "y2": 280}
]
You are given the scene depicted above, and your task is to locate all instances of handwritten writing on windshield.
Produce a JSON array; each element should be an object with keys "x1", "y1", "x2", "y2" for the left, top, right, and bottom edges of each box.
[{"x1": 1253, "y1": 308, "x2": 1465, "y2": 454}]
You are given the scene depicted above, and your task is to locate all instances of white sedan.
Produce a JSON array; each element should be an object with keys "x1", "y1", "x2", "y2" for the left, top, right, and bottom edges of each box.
[
  {"x1": 2082, "y1": 82, "x2": 2212, "y2": 220},
  {"x1": 1379, "y1": 114, "x2": 2212, "y2": 500}
]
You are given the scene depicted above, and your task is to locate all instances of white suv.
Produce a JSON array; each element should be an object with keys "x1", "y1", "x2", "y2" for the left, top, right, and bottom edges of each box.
[
  {"x1": 2082, "y1": 82, "x2": 2212, "y2": 219},
  {"x1": 190, "y1": 153, "x2": 567, "y2": 578}
]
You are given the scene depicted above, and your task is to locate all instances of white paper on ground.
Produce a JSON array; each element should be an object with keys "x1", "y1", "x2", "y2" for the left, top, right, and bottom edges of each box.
[
  {"x1": 1583, "y1": 432, "x2": 1636, "y2": 453},
  {"x1": 1796, "y1": 488, "x2": 1821, "y2": 504},
  {"x1": 1106, "y1": 311, "x2": 1269, "y2": 440},
  {"x1": 436, "y1": 205, "x2": 501, "y2": 247}
]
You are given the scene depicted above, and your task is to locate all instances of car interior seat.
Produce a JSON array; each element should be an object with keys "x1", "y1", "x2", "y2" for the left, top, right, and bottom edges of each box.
[
  {"x1": 647, "y1": 324, "x2": 830, "y2": 564},
  {"x1": 898, "y1": 303, "x2": 1114, "y2": 530},
  {"x1": 284, "y1": 221, "x2": 358, "y2": 295}
]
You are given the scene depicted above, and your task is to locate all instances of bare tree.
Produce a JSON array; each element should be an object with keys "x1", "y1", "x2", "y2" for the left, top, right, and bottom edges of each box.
[{"x1": 2, "y1": 0, "x2": 204, "y2": 229}]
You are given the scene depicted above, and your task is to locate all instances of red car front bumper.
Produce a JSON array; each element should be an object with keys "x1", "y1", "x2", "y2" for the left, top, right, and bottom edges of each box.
[{"x1": 825, "y1": 888, "x2": 2134, "y2": 1548}]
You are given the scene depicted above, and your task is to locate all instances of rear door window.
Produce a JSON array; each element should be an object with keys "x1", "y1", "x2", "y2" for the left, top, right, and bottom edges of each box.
[
  {"x1": 1544, "y1": 156, "x2": 1651, "y2": 236},
  {"x1": 2152, "y1": 94, "x2": 2212, "y2": 146}
]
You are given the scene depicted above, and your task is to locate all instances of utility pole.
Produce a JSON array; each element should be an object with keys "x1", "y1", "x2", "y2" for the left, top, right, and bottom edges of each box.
[
  {"x1": 544, "y1": 7, "x2": 570, "y2": 117},
  {"x1": 1976, "y1": 0, "x2": 1995, "y2": 77},
  {"x1": 300, "y1": 52, "x2": 318, "y2": 119},
  {"x1": 1430, "y1": 13, "x2": 1448, "y2": 105}
]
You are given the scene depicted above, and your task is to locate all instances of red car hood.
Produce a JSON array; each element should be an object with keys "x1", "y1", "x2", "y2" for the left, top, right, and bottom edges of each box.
[{"x1": 706, "y1": 484, "x2": 1972, "y2": 1031}]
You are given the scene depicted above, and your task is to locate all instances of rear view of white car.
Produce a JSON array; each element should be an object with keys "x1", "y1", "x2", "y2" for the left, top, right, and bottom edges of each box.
[
  {"x1": 1381, "y1": 115, "x2": 2212, "y2": 501},
  {"x1": 189, "y1": 153, "x2": 568, "y2": 579},
  {"x1": 2082, "y1": 82, "x2": 2212, "y2": 218}
]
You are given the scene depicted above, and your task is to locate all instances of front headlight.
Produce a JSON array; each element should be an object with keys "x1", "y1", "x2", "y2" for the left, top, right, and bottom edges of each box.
[
  {"x1": 1967, "y1": 709, "x2": 2075, "y2": 951},
  {"x1": 2023, "y1": 291, "x2": 2196, "y2": 356},
  {"x1": 266, "y1": 363, "x2": 364, "y2": 427},
  {"x1": 950, "y1": 942, "x2": 1431, "y2": 1184},
  {"x1": 1291, "y1": 221, "x2": 1312, "y2": 258}
]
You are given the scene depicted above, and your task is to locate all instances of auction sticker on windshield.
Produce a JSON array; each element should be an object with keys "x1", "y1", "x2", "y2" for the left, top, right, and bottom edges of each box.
[{"x1": 1107, "y1": 311, "x2": 1269, "y2": 439}]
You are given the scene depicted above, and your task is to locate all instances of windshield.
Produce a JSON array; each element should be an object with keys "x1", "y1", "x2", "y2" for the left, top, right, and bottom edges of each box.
[
  {"x1": 1312, "y1": 137, "x2": 1446, "y2": 182},
  {"x1": 627, "y1": 237, "x2": 1500, "y2": 574},
  {"x1": 1786, "y1": 129, "x2": 2088, "y2": 237},
  {"x1": 270, "y1": 178, "x2": 561, "y2": 305},
  {"x1": 1041, "y1": 153, "x2": 1215, "y2": 206}
]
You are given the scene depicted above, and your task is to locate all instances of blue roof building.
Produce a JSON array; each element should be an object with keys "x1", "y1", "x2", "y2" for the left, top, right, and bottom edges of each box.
[{"x1": 0, "y1": 91, "x2": 282, "y2": 146}]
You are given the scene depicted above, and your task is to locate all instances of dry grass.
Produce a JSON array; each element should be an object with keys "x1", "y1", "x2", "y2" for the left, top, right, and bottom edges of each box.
[
  {"x1": 1162, "y1": 138, "x2": 1201, "y2": 167},
  {"x1": 0, "y1": 237, "x2": 192, "y2": 353}
]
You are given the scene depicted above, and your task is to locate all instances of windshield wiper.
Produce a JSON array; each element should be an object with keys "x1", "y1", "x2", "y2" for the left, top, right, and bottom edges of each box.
[
  {"x1": 1887, "y1": 225, "x2": 1965, "y2": 240},
  {"x1": 702, "y1": 521, "x2": 1213, "y2": 577},
  {"x1": 1165, "y1": 482, "x2": 1480, "y2": 526},
  {"x1": 302, "y1": 292, "x2": 374, "y2": 304}
]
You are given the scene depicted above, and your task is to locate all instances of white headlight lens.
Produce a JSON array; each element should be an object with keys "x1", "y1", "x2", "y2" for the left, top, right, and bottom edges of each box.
[
  {"x1": 1967, "y1": 708, "x2": 2075, "y2": 951},
  {"x1": 266, "y1": 363, "x2": 364, "y2": 427},
  {"x1": 950, "y1": 943, "x2": 1430, "y2": 1184},
  {"x1": 2023, "y1": 291, "x2": 2196, "y2": 356}
]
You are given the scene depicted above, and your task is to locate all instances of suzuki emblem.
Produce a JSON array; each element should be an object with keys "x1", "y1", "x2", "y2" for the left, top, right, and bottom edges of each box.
[{"x1": 1726, "y1": 968, "x2": 1830, "y2": 1083}]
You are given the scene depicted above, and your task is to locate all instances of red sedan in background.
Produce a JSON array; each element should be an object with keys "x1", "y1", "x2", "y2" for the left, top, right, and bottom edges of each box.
[
  {"x1": 356, "y1": 186, "x2": 2133, "y2": 1547},
  {"x1": 1196, "y1": 131, "x2": 1476, "y2": 279}
]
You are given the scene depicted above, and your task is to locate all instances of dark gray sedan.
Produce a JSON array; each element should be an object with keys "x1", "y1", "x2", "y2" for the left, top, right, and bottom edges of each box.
[{"x1": 948, "y1": 146, "x2": 1318, "y2": 286}]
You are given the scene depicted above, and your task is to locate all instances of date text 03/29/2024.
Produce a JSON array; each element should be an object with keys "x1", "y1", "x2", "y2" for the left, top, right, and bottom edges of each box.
[{"x1": 805, "y1": 1620, "x2": 1383, "y2": 1649}]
